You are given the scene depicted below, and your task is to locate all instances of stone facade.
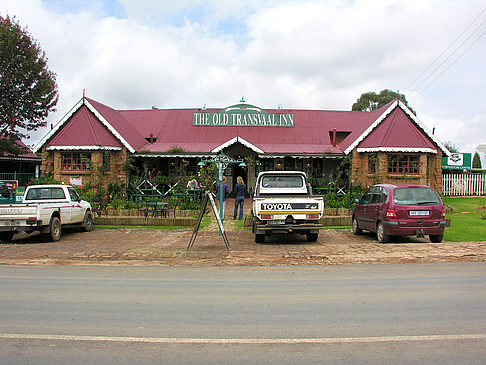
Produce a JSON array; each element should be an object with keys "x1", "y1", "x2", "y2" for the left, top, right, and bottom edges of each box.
[
  {"x1": 39, "y1": 147, "x2": 443, "y2": 193},
  {"x1": 351, "y1": 150, "x2": 443, "y2": 192},
  {"x1": 40, "y1": 147, "x2": 128, "y2": 188}
]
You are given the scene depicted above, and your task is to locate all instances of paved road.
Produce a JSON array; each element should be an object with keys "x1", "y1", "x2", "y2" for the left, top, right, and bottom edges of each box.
[{"x1": 1, "y1": 263, "x2": 486, "y2": 364}]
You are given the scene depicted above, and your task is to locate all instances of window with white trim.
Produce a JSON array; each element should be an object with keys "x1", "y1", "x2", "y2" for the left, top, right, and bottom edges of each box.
[
  {"x1": 62, "y1": 153, "x2": 91, "y2": 171},
  {"x1": 387, "y1": 155, "x2": 419, "y2": 174}
]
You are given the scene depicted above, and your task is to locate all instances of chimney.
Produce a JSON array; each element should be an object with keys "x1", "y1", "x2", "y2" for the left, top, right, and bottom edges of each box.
[
  {"x1": 332, "y1": 128, "x2": 337, "y2": 147},
  {"x1": 149, "y1": 133, "x2": 153, "y2": 143}
]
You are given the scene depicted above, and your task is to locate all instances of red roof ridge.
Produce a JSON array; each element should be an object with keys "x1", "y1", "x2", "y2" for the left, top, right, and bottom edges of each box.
[{"x1": 83, "y1": 98, "x2": 147, "y2": 152}]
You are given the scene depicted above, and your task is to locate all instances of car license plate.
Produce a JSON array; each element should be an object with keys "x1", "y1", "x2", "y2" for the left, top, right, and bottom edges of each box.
[
  {"x1": 271, "y1": 220, "x2": 285, "y2": 225},
  {"x1": 410, "y1": 211, "x2": 429, "y2": 216},
  {"x1": 2, "y1": 220, "x2": 20, "y2": 226}
]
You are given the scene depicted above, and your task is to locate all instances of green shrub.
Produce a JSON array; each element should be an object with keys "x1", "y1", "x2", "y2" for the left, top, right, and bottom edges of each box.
[
  {"x1": 321, "y1": 186, "x2": 366, "y2": 209},
  {"x1": 109, "y1": 197, "x2": 137, "y2": 210},
  {"x1": 178, "y1": 198, "x2": 202, "y2": 211},
  {"x1": 29, "y1": 174, "x2": 60, "y2": 185}
]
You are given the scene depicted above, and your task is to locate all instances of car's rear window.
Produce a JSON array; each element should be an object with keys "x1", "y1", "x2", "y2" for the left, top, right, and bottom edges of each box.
[
  {"x1": 393, "y1": 187, "x2": 441, "y2": 206},
  {"x1": 25, "y1": 188, "x2": 66, "y2": 200},
  {"x1": 261, "y1": 175, "x2": 304, "y2": 188}
]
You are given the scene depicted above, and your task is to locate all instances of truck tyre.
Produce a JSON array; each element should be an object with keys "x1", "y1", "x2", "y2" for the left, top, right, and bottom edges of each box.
[
  {"x1": 0, "y1": 232, "x2": 14, "y2": 242},
  {"x1": 306, "y1": 233, "x2": 318, "y2": 242},
  {"x1": 255, "y1": 234, "x2": 265, "y2": 243},
  {"x1": 377, "y1": 221, "x2": 389, "y2": 243},
  {"x1": 81, "y1": 211, "x2": 93, "y2": 232},
  {"x1": 352, "y1": 216, "x2": 362, "y2": 235},
  {"x1": 49, "y1": 216, "x2": 61, "y2": 242},
  {"x1": 429, "y1": 234, "x2": 443, "y2": 243}
]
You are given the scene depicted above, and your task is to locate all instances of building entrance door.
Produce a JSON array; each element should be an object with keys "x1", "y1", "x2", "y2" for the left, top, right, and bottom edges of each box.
[{"x1": 233, "y1": 164, "x2": 248, "y2": 192}]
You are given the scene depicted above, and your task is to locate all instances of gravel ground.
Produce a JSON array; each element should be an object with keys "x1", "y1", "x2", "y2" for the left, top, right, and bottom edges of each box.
[{"x1": 1, "y1": 223, "x2": 485, "y2": 266}]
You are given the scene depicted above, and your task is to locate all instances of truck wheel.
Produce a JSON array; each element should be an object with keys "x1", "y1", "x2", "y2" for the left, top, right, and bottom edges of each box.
[
  {"x1": 306, "y1": 233, "x2": 318, "y2": 242},
  {"x1": 352, "y1": 216, "x2": 362, "y2": 235},
  {"x1": 429, "y1": 234, "x2": 443, "y2": 243},
  {"x1": 255, "y1": 234, "x2": 265, "y2": 243},
  {"x1": 49, "y1": 216, "x2": 61, "y2": 242},
  {"x1": 81, "y1": 211, "x2": 93, "y2": 232},
  {"x1": 377, "y1": 222, "x2": 389, "y2": 243},
  {"x1": 0, "y1": 232, "x2": 14, "y2": 242}
]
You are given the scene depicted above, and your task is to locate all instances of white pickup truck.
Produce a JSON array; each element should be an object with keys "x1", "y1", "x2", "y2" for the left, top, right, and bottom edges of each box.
[
  {"x1": 252, "y1": 171, "x2": 324, "y2": 243},
  {"x1": 0, "y1": 184, "x2": 93, "y2": 242}
]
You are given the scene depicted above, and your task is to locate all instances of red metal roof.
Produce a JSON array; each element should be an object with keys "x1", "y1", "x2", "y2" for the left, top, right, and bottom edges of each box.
[
  {"x1": 85, "y1": 98, "x2": 147, "y2": 151},
  {"x1": 0, "y1": 137, "x2": 39, "y2": 160},
  {"x1": 358, "y1": 108, "x2": 437, "y2": 149},
  {"x1": 119, "y1": 106, "x2": 385, "y2": 154},
  {"x1": 40, "y1": 97, "x2": 442, "y2": 156},
  {"x1": 47, "y1": 105, "x2": 122, "y2": 147}
]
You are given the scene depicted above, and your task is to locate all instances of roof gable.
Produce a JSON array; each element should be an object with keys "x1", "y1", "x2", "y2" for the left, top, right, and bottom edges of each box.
[
  {"x1": 211, "y1": 136, "x2": 264, "y2": 154},
  {"x1": 345, "y1": 100, "x2": 449, "y2": 155},
  {"x1": 35, "y1": 97, "x2": 149, "y2": 153},
  {"x1": 46, "y1": 105, "x2": 122, "y2": 149},
  {"x1": 85, "y1": 98, "x2": 147, "y2": 152},
  {"x1": 358, "y1": 107, "x2": 436, "y2": 150}
]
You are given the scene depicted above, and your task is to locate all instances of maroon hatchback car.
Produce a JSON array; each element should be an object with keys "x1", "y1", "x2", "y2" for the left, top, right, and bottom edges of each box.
[{"x1": 352, "y1": 184, "x2": 446, "y2": 243}]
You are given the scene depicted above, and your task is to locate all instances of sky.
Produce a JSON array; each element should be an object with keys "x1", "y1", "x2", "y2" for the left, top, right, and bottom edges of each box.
[{"x1": 1, "y1": 0, "x2": 486, "y2": 155}]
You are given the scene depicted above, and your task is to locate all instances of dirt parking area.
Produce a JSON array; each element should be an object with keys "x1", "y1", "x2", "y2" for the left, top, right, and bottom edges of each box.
[{"x1": 1, "y1": 225, "x2": 485, "y2": 266}]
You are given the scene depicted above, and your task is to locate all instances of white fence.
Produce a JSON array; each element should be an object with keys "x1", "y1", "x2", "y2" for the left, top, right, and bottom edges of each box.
[{"x1": 442, "y1": 173, "x2": 486, "y2": 196}]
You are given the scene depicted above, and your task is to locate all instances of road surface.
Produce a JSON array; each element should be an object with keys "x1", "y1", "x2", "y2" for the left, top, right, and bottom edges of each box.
[{"x1": 1, "y1": 263, "x2": 486, "y2": 364}]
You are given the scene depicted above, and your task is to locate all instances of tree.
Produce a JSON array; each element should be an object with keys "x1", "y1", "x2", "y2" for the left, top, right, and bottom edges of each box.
[
  {"x1": 352, "y1": 89, "x2": 416, "y2": 115},
  {"x1": 0, "y1": 15, "x2": 58, "y2": 155},
  {"x1": 473, "y1": 152, "x2": 482, "y2": 169},
  {"x1": 443, "y1": 141, "x2": 459, "y2": 154}
]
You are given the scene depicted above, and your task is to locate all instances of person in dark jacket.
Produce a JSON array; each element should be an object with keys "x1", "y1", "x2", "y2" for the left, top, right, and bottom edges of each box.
[
  {"x1": 233, "y1": 176, "x2": 247, "y2": 220},
  {"x1": 215, "y1": 176, "x2": 229, "y2": 216}
]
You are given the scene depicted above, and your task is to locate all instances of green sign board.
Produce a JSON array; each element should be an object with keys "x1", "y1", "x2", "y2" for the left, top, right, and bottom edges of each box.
[
  {"x1": 193, "y1": 103, "x2": 294, "y2": 127},
  {"x1": 442, "y1": 153, "x2": 472, "y2": 170}
]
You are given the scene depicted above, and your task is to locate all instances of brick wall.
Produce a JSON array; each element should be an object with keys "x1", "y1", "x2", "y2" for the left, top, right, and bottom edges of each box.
[
  {"x1": 40, "y1": 148, "x2": 128, "y2": 189},
  {"x1": 351, "y1": 150, "x2": 443, "y2": 192}
]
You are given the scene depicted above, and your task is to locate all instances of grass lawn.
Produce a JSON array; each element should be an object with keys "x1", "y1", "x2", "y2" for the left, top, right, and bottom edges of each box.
[{"x1": 442, "y1": 197, "x2": 486, "y2": 242}]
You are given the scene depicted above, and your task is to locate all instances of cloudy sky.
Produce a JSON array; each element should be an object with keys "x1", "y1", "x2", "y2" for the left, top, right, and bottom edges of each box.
[{"x1": 1, "y1": 0, "x2": 485, "y2": 153}]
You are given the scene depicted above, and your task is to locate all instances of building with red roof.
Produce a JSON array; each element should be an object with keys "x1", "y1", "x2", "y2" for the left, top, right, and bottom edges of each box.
[
  {"x1": 1, "y1": 137, "x2": 41, "y2": 186},
  {"x1": 35, "y1": 96, "x2": 449, "y2": 192}
]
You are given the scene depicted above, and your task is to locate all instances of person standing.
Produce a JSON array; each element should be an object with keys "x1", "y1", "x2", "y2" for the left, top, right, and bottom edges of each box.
[
  {"x1": 186, "y1": 179, "x2": 198, "y2": 190},
  {"x1": 215, "y1": 176, "x2": 229, "y2": 217},
  {"x1": 233, "y1": 176, "x2": 246, "y2": 220}
]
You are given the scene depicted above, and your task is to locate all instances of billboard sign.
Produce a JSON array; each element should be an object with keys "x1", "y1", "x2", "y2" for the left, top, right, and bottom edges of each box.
[
  {"x1": 193, "y1": 103, "x2": 294, "y2": 127},
  {"x1": 442, "y1": 153, "x2": 472, "y2": 170}
]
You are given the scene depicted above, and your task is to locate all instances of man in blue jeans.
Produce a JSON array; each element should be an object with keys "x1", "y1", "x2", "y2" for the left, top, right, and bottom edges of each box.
[
  {"x1": 215, "y1": 176, "x2": 229, "y2": 216},
  {"x1": 233, "y1": 176, "x2": 246, "y2": 220}
]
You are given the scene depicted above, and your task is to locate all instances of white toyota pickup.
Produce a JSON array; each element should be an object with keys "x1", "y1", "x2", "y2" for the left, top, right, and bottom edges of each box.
[
  {"x1": 252, "y1": 171, "x2": 324, "y2": 243},
  {"x1": 0, "y1": 184, "x2": 93, "y2": 242}
]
